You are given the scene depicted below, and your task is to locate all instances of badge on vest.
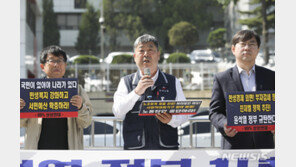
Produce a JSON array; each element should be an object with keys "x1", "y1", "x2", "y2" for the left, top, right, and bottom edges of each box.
[
  {"x1": 146, "y1": 95, "x2": 152, "y2": 100},
  {"x1": 159, "y1": 86, "x2": 169, "y2": 93}
]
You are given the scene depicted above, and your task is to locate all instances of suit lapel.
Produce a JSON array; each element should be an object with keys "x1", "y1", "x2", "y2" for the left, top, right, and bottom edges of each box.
[
  {"x1": 255, "y1": 65, "x2": 264, "y2": 91},
  {"x1": 231, "y1": 66, "x2": 244, "y2": 91}
]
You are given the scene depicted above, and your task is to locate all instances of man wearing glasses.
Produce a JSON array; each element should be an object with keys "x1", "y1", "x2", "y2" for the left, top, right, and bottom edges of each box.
[
  {"x1": 20, "y1": 45, "x2": 93, "y2": 150},
  {"x1": 209, "y1": 30, "x2": 275, "y2": 149}
]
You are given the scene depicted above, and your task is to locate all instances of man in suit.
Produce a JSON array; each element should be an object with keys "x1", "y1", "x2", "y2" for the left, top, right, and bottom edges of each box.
[{"x1": 209, "y1": 30, "x2": 275, "y2": 149}]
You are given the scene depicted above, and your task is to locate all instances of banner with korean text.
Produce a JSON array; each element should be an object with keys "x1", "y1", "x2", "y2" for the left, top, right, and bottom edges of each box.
[
  {"x1": 20, "y1": 149, "x2": 274, "y2": 167},
  {"x1": 226, "y1": 91, "x2": 275, "y2": 132},
  {"x1": 20, "y1": 78, "x2": 78, "y2": 118},
  {"x1": 139, "y1": 100, "x2": 202, "y2": 116}
]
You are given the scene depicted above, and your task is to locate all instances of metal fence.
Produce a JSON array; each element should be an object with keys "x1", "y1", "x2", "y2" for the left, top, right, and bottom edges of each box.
[
  {"x1": 64, "y1": 63, "x2": 219, "y2": 92},
  {"x1": 84, "y1": 115, "x2": 221, "y2": 150},
  {"x1": 20, "y1": 104, "x2": 220, "y2": 150}
]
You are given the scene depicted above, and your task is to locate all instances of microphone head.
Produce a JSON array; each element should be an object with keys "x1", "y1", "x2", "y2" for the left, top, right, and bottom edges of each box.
[{"x1": 143, "y1": 68, "x2": 151, "y2": 77}]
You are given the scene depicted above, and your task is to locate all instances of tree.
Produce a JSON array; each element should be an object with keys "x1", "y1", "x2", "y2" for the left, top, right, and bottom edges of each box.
[
  {"x1": 111, "y1": 54, "x2": 134, "y2": 64},
  {"x1": 207, "y1": 28, "x2": 226, "y2": 49},
  {"x1": 75, "y1": 3, "x2": 100, "y2": 55},
  {"x1": 217, "y1": 0, "x2": 239, "y2": 8},
  {"x1": 238, "y1": 0, "x2": 275, "y2": 65},
  {"x1": 103, "y1": 0, "x2": 123, "y2": 51},
  {"x1": 102, "y1": 0, "x2": 148, "y2": 50},
  {"x1": 168, "y1": 21, "x2": 199, "y2": 52},
  {"x1": 43, "y1": 0, "x2": 60, "y2": 47},
  {"x1": 217, "y1": 0, "x2": 275, "y2": 65},
  {"x1": 149, "y1": 0, "x2": 221, "y2": 51},
  {"x1": 103, "y1": 0, "x2": 222, "y2": 51},
  {"x1": 166, "y1": 52, "x2": 190, "y2": 63},
  {"x1": 73, "y1": 55, "x2": 100, "y2": 64}
]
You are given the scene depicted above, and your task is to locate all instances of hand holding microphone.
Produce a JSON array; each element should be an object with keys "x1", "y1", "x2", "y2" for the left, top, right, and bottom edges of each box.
[
  {"x1": 134, "y1": 68, "x2": 154, "y2": 95},
  {"x1": 143, "y1": 68, "x2": 151, "y2": 77}
]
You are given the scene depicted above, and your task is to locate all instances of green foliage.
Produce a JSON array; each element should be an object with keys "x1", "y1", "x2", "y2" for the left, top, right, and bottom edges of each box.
[
  {"x1": 238, "y1": 0, "x2": 275, "y2": 33},
  {"x1": 75, "y1": 3, "x2": 100, "y2": 55},
  {"x1": 152, "y1": 0, "x2": 219, "y2": 47},
  {"x1": 111, "y1": 54, "x2": 134, "y2": 64},
  {"x1": 158, "y1": 46, "x2": 164, "y2": 63},
  {"x1": 217, "y1": 0, "x2": 239, "y2": 8},
  {"x1": 103, "y1": 0, "x2": 222, "y2": 51},
  {"x1": 168, "y1": 21, "x2": 199, "y2": 52},
  {"x1": 122, "y1": 15, "x2": 146, "y2": 42},
  {"x1": 103, "y1": 0, "x2": 146, "y2": 49},
  {"x1": 103, "y1": 0, "x2": 123, "y2": 51},
  {"x1": 237, "y1": 0, "x2": 275, "y2": 65},
  {"x1": 207, "y1": 28, "x2": 226, "y2": 49},
  {"x1": 166, "y1": 52, "x2": 190, "y2": 63},
  {"x1": 73, "y1": 55, "x2": 100, "y2": 64},
  {"x1": 43, "y1": 0, "x2": 60, "y2": 47}
]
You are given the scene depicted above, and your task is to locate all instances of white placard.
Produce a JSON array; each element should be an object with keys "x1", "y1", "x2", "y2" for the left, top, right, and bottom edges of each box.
[{"x1": 20, "y1": 149, "x2": 274, "y2": 167}]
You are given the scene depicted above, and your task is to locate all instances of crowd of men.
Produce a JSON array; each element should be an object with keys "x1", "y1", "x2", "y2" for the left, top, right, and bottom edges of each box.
[{"x1": 20, "y1": 30, "x2": 274, "y2": 150}]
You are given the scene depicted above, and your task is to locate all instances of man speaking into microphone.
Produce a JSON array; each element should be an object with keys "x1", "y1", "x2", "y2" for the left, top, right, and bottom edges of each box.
[
  {"x1": 112, "y1": 34, "x2": 188, "y2": 150},
  {"x1": 143, "y1": 68, "x2": 153, "y2": 100}
]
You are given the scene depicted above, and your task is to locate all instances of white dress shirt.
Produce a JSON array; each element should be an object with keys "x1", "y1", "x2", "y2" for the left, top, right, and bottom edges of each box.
[
  {"x1": 112, "y1": 69, "x2": 189, "y2": 128},
  {"x1": 237, "y1": 65, "x2": 256, "y2": 92}
]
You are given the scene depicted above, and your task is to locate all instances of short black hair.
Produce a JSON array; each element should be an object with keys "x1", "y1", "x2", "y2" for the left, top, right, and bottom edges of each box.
[
  {"x1": 232, "y1": 30, "x2": 261, "y2": 48},
  {"x1": 40, "y1": 45, "x2": 67, "y2": 64},
  {"x1": 133, "y1": 34, "x2": 159, "y2": 51}
]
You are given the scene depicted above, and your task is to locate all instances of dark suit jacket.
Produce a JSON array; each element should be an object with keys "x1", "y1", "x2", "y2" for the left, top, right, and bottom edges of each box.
[{"x1": 209, "y1": 65, "x2": 275, "y2": 149}]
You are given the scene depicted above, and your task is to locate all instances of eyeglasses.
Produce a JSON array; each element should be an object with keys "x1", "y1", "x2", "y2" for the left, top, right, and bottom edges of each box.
[{"x1": 46, "y1": 59, "x2": 65, "y2": 65}]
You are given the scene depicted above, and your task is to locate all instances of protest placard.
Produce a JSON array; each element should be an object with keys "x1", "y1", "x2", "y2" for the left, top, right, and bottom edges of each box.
[
  {"x1": 20, "y1": 78, "x2": 78, "y2": 118},
  {"x1": 226, "y1": 91, "x2": 275, "y2": 132},
  {"x1": 139, "y1": 100, "x2": 202, "y2": 116}
]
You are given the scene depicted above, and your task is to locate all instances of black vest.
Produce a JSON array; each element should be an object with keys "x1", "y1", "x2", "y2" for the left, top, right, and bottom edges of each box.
[{"x1": 122, "y1": 70, "x2": 178, "y2": 150}]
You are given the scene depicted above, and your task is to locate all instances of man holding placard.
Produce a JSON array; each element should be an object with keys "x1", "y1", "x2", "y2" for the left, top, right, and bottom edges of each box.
[
  {"x1": 209, "y1": 30, "x2": 275, "y2": 149},
  {"x1": 20, "y1": 46, "x2": 93, "y2": 150},
  {"x1": 112, "y1": 34, "x2": 189, "y2": 150}
]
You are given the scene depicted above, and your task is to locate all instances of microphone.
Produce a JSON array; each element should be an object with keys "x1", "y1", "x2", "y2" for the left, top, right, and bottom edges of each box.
[
  {"x1": 143, "y1": 68, "x2": 152, "y2": 100},
  {"x1": 144, "y1": 68, "x2": 150, "y2": 77}
]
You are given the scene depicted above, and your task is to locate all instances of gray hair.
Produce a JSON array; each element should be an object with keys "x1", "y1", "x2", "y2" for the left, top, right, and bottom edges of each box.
[{"x1": 133, "y1": 34, "x2": 159, "y2": 51}]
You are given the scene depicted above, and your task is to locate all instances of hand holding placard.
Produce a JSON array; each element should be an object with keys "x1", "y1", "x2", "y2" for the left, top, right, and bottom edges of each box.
[
  {"x1": 20, "y1": 98, "x2": 26, "y2": 110},
  {"x1": 224, "y1": 123, "x2": 238, "y2": 137},
  {"x1": 70, "y1": 95, "x2": 83, "y2": 110},
  {"x1": 155, "y1": 112, "x2": 172, "y2": 124}
]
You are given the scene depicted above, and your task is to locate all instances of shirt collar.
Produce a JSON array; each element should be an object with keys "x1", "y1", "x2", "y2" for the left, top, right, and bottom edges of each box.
[{"x1": 237, "y1": 64, "x2": 255, "y2": 74}]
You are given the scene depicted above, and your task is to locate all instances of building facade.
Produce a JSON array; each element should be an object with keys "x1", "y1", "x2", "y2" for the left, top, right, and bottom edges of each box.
[{"x1": 20, "y1": 0, "x2": 43, "y2": 78}]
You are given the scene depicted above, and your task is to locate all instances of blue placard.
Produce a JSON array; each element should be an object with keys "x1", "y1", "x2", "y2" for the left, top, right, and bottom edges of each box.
[
  {"x1": 226, "y1": 91, "x2": 275, "y2": 132},
  {"x1": 20, "y1": 78, "x2": 78, "y2": 118}
]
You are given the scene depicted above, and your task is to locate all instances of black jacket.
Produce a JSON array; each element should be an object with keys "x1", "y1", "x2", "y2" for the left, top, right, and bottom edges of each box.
[{"x1": 209, "y1": 65, "x2": 275, "y2": 149}]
